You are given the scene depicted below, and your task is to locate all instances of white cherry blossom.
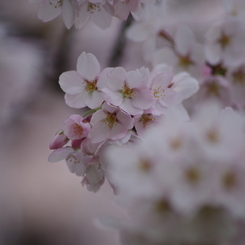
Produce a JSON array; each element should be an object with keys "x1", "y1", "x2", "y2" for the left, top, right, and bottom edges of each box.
[
  {"x1": 59, "y1": 52, "x2": 105, "y2": 109},
  {"x1": 75, "y1": 0, "x2": 114, "y2": 29},
  {"x1": 205, "y1": 18, "x2": 245, "y2": 67},
  {"x1": 29, "y1": 0, "x2": 78, "y2": 28},
  {"x1": 88, "y1": 102, "x2": 134, "y2": 143}
]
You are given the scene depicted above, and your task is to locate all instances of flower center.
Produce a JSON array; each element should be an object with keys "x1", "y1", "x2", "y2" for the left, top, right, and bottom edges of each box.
[
  {"x1": 170, "y1": 136, "x2": 183, "y2": 150},
  {"x1": 121, "y1": 82, "x2": 136, "y2": 98},
  {"x1": 87, "y1": 3, "x2": 101, "y2": 13},
  {"x1": 154, "y1": 199, "x2": 171, "y2": 214},
  {"x1": 73, "y1": 123, "x2": 84, "y2": 137},
  {"x1": 66, "y1": 154, "x2": 80, "y2": 164},
  {"x1": 223, "y1": 171, "x2": 237, "y2": 190},
  {"x1": 185, "y1": 167, "x2": 200, "y2": 184},
  {"x1": 103, "y1": 112, "x2": 117, "y2": 129},
  {"x1": 205, "y1": 80, "x2": 221, "y2": 97},
  {"x1": 218, "y1": 32, "x2": 231, "y2": 49},
  {"x1": 49, "y1": 0, "x2": 62, "y2": 8},
  {"x1": 139, "y1": 114, "x2": 156, "y2": 128},
  {"x1": 153, "y1": 86, "x2": 166, "y2": 101},
  {"x1": 178, "y1": 54, "x2": 194, "y2": 69},
  {"x1": 232, "y1": 67, "x2": 245, "y2": 85},
  {"x1": 206, "y1": 128, "x2": 219, "y2": 143},
  {"x1": 85, "y1": 80, "x2": 97, "y2": 94},
  {"x1": 138, "y1": 159, "x2": 152, "y2": 172}
]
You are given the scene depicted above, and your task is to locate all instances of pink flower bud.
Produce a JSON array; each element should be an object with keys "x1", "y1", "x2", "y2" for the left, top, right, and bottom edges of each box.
[{"x1": 49, "y1": 132, "x2": 69, "y2": 150}]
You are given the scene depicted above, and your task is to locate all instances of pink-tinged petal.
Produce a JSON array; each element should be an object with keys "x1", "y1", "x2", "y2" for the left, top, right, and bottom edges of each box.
[
  {"x1": 120, "y1": 98, "x2": 143, "y2": 115},
  {"x1": 90, "y1": 4, "x2": 112, "y2": 29},
  {"x1": 86, "y1": 164, "x2": 104, "y2": 184},
  {"x1": 102, "y1": 102, "x2": 118, "y2": 114},
  {"x1": 205, "y1": 43, "x2": 221, "y2": 65},
  {"x1": 98, "y1": 67, "x2": 126, "y2": 91},
  {"x1": 62, "y1": 0, "x2": 75, "y2": 29},
  {"x1": 132, "y1": 87, "x2": 154, "y2": 109},
  {"x1": 175, "y1": 25, "x2": 194, "y2": 56},
  {"x1": 90, "y1": 109, "x2": 107, "y2": 126},
  {"x1": 128, "y1": 0, "x2": 139, "y2": 11},
  {"x1": 172, "y1": 72, "x2": 199, "y2": 100},
  {"x1": 151, "y1": 72, "x2": 174, "y2": 89},
  {"x1": 85, "y1": 90, "x2": 104, "y2": 109},
  {"x1": 152, "y1": 64, "x2": 173, "y2": 76},
  {"x1": 77, "y1": 52, "x2": 100, "y2": 80},
  {"x1": 108, "y1": 123, "x2": 127, "y2": 140},
  {"x1": 114, "y1": 0, "x2": 130, "y2": 20},
  {"x1": 49, "y1": 132, "x2": 69, "y2": 149},
  {"x1": 159, "y1": 88, "x2": 181, "y2": 107},
  {"x1": 37, "y1": 1, "x2": 61, "y2": 22},
  {"x1": 224, "y1": 43, "x2": 244, "y2": 67},
  {"x1": 89, "y1": 122, "x2": 113, "y2": 143},
  {"x1": 205, "y1": 22, "x2": 222, "y2": 42},
  {"x1": 152, "y1": 47, "x2": 178, "y2": 67},
  {"x1": 134, "y1": 113, "x2": 162, "y2": 136},
  {"x1": 127, "y1": 67, "x2": 151, "y2": 88},
  {"x1": 59, "y1": 71, "x2": 85, "y2": 94},
  {"x1": 48, "y1": 147, "x2": 74, "y2": 162},
  {"x1": 102, "y1": 88, "x2": 123, "y2": 106},
  {"x1": 63, "y1": 114, "x2": 90, "y2": 140},
  {"x1": 65, "y1": 92, "x2": 88, "y2": 108},
  {"x1": 165, "y1": 104, "x2": 189, "y2": 121},
  {"x1": 66, "y1": 151, "x2": 88, "y2": 176},
  {"x1": 190, "y1": 43, "x2": 205, "y2": 64},
  {"x1": 74, "y1": 3, "x2": 90, "y2": 29},
  {"x1": 116, "y1": 109, "x2": 134, "y2": 129},
  {"x1": 131, "y1": 4, "x2": 144, "y2": 21}
]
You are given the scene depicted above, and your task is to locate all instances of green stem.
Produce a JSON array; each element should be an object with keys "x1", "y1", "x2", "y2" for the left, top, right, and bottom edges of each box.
[{"x1": 83, "y1": 106, "x2": 102, "y2": 118}]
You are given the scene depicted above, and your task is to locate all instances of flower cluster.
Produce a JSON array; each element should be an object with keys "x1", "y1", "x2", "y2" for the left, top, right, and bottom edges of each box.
[
  {"x1": 41, "y1": 0, "x2": 245, "y2": 244},
  {"x1": 48, "y1": 52, "x2": 198, "y2": 192},
  {"x1": 104, "y1": 101, "x2": 245, "y2": 245},
  {"x1": 127, "y1": 0, "x2": 245, "y2": 110},
  {"x1": 29, "y1": 0, "x2": 156, "y2": 29}
]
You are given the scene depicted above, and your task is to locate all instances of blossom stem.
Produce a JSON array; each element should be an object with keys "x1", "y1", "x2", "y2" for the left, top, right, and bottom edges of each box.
[{"x1": 83, "y1": 106, "x2": 102, "y2": 118}]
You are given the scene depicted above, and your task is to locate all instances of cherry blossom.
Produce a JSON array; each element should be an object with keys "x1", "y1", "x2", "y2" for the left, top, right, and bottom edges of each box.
[
  {"x1": 113, "y1": 0, "x2": 140, "y2": 21},
  {"x1": 88, "y1": 102, "x2": 134, "y2": 143},
  {"x1": 100, "y1": 66, "x2": 154, "y2": 115},
  {"x1": 62, "y1": 114, "x2": 91, "y2": 140},
  {"x1": 75, "y1": 0, "x2": 114, "y2": 29},
  {"x1": 49, "y1": 131, "x2": 69, "y2": 149},
  {"x1": 153, "y1": 25, "x2": 205, "y2": 79},
  {"x1": 205, "y1": 18, "x2": 245, "y2": 67},
  {"x1": 150, "y1": 64, "x2": 199, "y2": 114},
  {"x1": 59, "y1": 52, "x2": 105, "y2": 109},
  {"x1": 103, "y1": 101, "x2": 245, "y2": 244},
  {"x1": 29, "y1": 0, "x2": 78, "y2": 28},
  {"x1": 133, "y1": 109, "x2": 164, "y2": 136}
]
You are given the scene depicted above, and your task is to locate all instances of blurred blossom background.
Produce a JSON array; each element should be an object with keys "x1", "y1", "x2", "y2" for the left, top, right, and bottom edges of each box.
[{"x1": 0, "y1": 0, "x2": 223, "y2": 244}]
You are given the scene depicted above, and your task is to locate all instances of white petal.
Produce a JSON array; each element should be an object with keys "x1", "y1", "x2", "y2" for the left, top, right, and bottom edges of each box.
[
  {"x1": 62, "y1": 0, "x2": 75, "y2": 29},
  {"x1": 65, "y1": 92, "x2": 87, "y2": 108},
  {"x1": 172, "y1": 72, "x2": 199, "y2": 100},
  {"x1": 90, "y1": 4, "x2": 112, "y2": 29},
  {"x1": 85, "y1": 90, "x2": 104, "y2": 109},
  {"x1": 152, "y1": 48, "x2": 178, "y2": 67},
  {"x1": 37, "y1": 1, "x2": 61, "y2": 22},
  {"x1": 59, "y1": 71, "x2": 85, "y2": 94},
  {"x1": 205, "y1": 43, "x2": 221, "y2": 65},
  {"x1": 175, "y1": 25, "x2": 194, "y2": 56},
  {"x1": 48, "y1": 147, "x2": 74, "y2": 162},
  {"x1": 74, "y1": 3, "x2": 89, "y2": 29},
  {"x1": 77, "y1": 52, "x2": 101, "y2": 80}
]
